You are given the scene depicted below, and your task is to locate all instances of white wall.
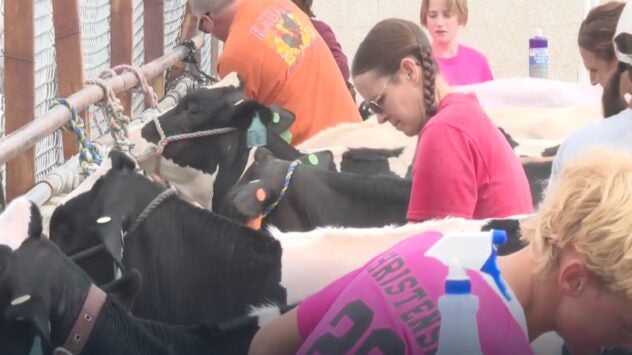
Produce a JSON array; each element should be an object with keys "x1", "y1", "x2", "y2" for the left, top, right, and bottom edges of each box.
[{"x1": 313, "y1": 0, "x2": 629, "y2": 83}]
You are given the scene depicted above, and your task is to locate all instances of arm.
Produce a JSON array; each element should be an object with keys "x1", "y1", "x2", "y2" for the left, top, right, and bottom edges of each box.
[
  {"x1": 407, "y1": 124, "x2": 480, "y2": 222},
  {"x1": 249, "y1": 268, "x2": 361, "y2": 355},
  {"x1": 249, "y1": 308, "x2": 302, "y2": 355}
]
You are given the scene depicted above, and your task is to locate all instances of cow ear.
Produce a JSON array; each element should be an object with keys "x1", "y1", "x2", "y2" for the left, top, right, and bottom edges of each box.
[
  {"x1": 232, "y1": 100, "x2": 271, "y2": 131},
  {"x1": 264, "y1": 105, "x2": 295, "y2": 135},
  {"x1": 231, "y1": 182, "x2": 268, "y2": 220},
  {"x1": 5, "y1": 294, "x2": 51, "y2": 349},
  {"x1": 95, "y1": 216, "x2": 124, "y2": 269},
  {"x1": 102, "y1": 268, "x2": 142, "y2": 311},
  {"x1": 109, "y1": 150, "x2": 136, "y2": 172},
  {"x1": 27, "y1": 202, "x2": 43, "y2": 239},
  {"x1": 300, "y1": 151, "x2": 335, "y2": 171}
]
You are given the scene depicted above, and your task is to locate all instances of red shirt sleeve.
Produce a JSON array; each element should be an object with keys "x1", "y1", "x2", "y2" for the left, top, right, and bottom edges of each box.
[{"x1": 407, "y1": 123, "x2": 481, "y2": 222}]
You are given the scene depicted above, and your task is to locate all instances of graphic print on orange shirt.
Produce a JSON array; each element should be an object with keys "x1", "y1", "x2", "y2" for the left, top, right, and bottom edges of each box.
[{"x1": 249, "y1": 2, "x2": 315, "y2": 68}]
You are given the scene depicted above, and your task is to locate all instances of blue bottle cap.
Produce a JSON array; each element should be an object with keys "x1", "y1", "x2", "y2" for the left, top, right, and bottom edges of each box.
[
  {"x1": 492, "y1": 229, "x2": 507, "y2": 246},
  {"x1": 445, "y1": 279, "x2": 472, "y2": 294}
]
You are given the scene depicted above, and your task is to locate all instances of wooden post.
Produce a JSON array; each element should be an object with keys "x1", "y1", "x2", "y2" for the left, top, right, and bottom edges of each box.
[
  {"x1": 166, "y1": 3, "x2": 200, "y2": 84},
  {"x1": 110, "y1": 0, "x2": 134, "y2": 117},
  {"x1": 52, "y1": 0, "x2": 84, "y2": 160},
  {"x1": 4, "y1": 0, "x2": 35, "y2": 201},
  {"x1": 144, "y1": 0, "x2": 165, "y2": 102}
]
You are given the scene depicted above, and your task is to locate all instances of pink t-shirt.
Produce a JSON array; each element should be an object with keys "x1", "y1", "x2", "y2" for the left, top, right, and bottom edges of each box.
[
  {"x1": 436, "y1": 45, "x2": 493, "y2": 86},
  {"x1": 297, "y1": 232, "x2": 532, "y2": 355},
  {"x1": 407, "y1": 93, "x2": 533, "y2": 222}
]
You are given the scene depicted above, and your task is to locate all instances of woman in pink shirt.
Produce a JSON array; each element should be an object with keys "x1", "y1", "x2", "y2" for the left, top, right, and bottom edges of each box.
[
  {"x1": 248, "y1": 148, "x2": 632, "y2": 354},
  {"x1": 421, "y1": 0, "x2": 493, "y2": 86},
  {"x1": 355, "y1": 19, "x2": 532, "y2": 222}
]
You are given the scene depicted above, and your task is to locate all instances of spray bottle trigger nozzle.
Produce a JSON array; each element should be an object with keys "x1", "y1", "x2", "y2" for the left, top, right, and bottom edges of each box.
[{"x1": 492, "y1": 229, "x2": 507, "y2": 246}]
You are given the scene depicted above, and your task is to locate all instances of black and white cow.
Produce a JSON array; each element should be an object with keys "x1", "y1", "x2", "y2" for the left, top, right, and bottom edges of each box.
[
  {"x1": 222, "y1": 148, "x2": 411, "y2": 232},
  {"x1": 49, "y1": 151, "x2": 287, "y2": 326},
  {"x1": 129, "y1": 74, "x2": 417, "y2": 211},
  {"x1": 0, "y1": 201, "x2": 291, "y2": 355},
  {"x1": 129, "y1": 74, "x2": 301, "y2": 211}
]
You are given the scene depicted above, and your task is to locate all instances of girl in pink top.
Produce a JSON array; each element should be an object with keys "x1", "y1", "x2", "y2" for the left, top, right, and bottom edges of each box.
[
  {"x1": 248, "y1": 148, "x2": 632, "y2": 354},
  {"x1": 354, "y1": 19, "x2": 532, "y2": 222},
  {"x1": 421, "y1": 0, "x2": 493, "y2": 85}
]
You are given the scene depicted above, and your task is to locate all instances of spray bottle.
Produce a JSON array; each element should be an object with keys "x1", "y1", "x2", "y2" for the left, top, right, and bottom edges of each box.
[
  {"x1": 436, "y1": 258, "x2": 483, "y2": 355},
  {"x1": 529, "y1": 28, "x2": 549, "y2": 79},
  {"x1": 425, "y1": 229, "x2": 511, "y2": 301}
]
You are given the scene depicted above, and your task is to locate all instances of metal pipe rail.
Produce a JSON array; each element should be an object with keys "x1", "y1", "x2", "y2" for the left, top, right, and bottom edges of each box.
[
  {"x1": 0, "y1": 34, "x2": 206, "y2": 167},
  {"x1": 23, "y1": 74, "x2": 199, "y2": 207}
]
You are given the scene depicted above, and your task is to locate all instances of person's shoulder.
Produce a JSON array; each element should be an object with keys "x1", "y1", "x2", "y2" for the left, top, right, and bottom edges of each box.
[
  {"x1": 567, "y1": 109, "x2": 632, "y2": 143},
  {"x1": 558, "y1": 109, "x2": 632, "y2": 161},
  {"x1": 433, "y1": 93, "x2": 486, "y2": 122}
]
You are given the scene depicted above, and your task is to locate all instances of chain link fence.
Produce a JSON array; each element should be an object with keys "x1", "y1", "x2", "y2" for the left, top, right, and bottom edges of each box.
[
  {"x1": 33, "y1": 0, "x2": 61, "y2": 181},
  {"x1": 0, "y1": 0, "x2": 213, "y2": 198}
]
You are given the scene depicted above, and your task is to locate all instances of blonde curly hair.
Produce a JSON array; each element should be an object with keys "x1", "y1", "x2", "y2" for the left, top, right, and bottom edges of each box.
[{"x1": 521, "y1": 148, "x2": 632, "y2": 299}]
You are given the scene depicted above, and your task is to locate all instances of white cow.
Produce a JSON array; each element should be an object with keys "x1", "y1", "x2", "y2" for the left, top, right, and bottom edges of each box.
[
  {"x1": 272, "y1": 216, "x2": 530, "y2": 304},
  {"x1": 297, "y1": 117, "x2": 417, "y2": 178}
]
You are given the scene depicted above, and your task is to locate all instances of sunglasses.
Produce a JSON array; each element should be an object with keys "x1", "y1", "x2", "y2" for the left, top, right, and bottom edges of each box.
[{"x1": 366, "y1": 73, "x2": 397, "y2": 115}]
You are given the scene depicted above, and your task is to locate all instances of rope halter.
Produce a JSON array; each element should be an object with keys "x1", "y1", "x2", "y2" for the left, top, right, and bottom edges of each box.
[
  {"x1": 261, "y1": 159, "x2": 301, "y2": 218},
  {"x1": 152, "y1": 115, "x2": 238, "y2": 155}
]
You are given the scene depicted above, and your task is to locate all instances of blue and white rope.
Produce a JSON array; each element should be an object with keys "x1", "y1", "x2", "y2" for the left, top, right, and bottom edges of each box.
[
  {"x1": 262, "y1": 159, "x2": 301, "y2": 218},
  {"x1": 51, "y1": 98, "x2": 103, "y2": 176}
]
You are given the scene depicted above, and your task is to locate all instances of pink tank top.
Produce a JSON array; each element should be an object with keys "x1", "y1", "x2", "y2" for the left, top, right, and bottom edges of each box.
[{"x1": 297, "y1": 231, "x2": 533, "y2": 354}]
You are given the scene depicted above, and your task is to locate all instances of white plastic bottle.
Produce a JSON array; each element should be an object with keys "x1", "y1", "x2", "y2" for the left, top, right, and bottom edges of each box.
[{"x1": 436, "y1": 258, "x2": 483, "y2": 355}]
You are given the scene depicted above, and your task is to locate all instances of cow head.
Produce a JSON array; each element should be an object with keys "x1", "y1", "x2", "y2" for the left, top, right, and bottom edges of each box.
[
  {"x1": 222, "y1": 148, "x2": 333, "y2": 225},
  {"x1": 0, "y1": 198, "x2": 88, "y2": 353},
  {"x1": 129, "y1": 72, "x2": 297, "y2": 210},
  {"x1": 50, "y1": 151, "x2": 164, "y2": 284}
]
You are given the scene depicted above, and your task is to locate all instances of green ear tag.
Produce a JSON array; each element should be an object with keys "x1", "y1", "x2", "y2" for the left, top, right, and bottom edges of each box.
[
  {"x1": 272, "y1": 112, "x2": 281, "y2": 123},
  {"x1": 247, "y1": 113, "x2": 267, "y2": 148},
  {"x1": 308, "y1": 154, "x2": 319, "y2": 166},
  {"x1": 280, "y1": 129, "x2": 292, "y2": 144}
]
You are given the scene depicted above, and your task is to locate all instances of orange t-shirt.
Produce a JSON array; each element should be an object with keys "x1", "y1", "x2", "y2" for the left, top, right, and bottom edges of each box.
[{"x1": 218, "y1": 0, "x2": 361, "y2": 145}]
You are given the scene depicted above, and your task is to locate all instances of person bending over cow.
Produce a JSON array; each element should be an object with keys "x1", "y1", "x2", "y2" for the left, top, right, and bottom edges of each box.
[
  {"x1": 354, "y1": 19, "x2": 533, "y2": 222},
  {"x1": 189, "y1": 0, "x2": 361, "y2": 145},
  {"x1": 249, "y1": 147, "x2": 632, "y2": 355},
  {"x1": 550, "y1": 1, "x2": 632, "y2": 184}
]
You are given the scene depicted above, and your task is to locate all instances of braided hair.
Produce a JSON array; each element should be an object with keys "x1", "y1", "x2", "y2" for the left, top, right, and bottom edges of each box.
[
  {"x1": 352, "y1": 19, "x2": 440, "y2": 121},
  {"x1": 603, "y1": 32, "x2": 632, "y2": 117}
]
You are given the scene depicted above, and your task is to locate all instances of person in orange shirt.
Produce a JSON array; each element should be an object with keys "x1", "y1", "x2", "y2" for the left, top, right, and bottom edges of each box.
[{"x1": 190, "y1": 0, "x2": 362, "y2": 145}]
